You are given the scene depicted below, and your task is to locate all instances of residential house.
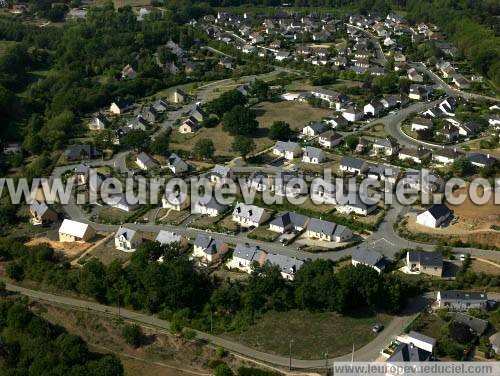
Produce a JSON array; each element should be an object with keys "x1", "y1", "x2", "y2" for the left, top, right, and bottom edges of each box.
[
  {"x1": 192, "y1": 197, "x2": 227, "y2": 217},
  {"x1": 232, "y1": 203, "x2": 270, "y2": 228},
  {"x1": 247, "y1": 174, "x2": 271, "y2": 192},
  {"x1": 416, "y1": 204, "x2": 452, "y2": 228},
  {"x1": 127, "y1": 115, "x2": 149, "y2": 130},
  {"x1": 269, "y1": 212, "x2": 309, "y2": 233},
  {"x1": 453, "y1": 313, "x2": 489, "y2": 336},
  {"x1": 121, "y1": 64, "x2": 137, "y2": 80},
  {"x1": 457, "y1": 121, "x2": 481, "y2": 137},
  {"x1": 136, "y1": 152, "x2": 157, "y2": 171},
  {"x1": 372, "y1": 137, "x2": 398, "y2": 156},
  {"x1": 142, "y1": 106, "x2": 158, "y2": 123},
  {"x1": 490, "y1": 333, "x2": 500, "y2": 355},
  {"x1": 386, "y1": 343, "x2": 432, "y2": 368},
  {"x1": 342, "y1": 107, "x2": 364, "y2": 122},
  {"x1": 166, "y1": 153, "x2": 189, "y2": 174},
  {"x1": 271, "y1": 172, "x2": 306, "y2": 197},
  {"x1": 306, "y1": 218, "x2": 352, "y2": 242},
  {"x1": 363, "y1": 100, "x2": 384, "y2": 117},
  {"x1": 114, "y1": 226, "x2": 142, "y2": 252},
  {"x1": 265, "y1": 253, "x2": 304, "y2": 281},
  {"x1": 302, "y1": 122, "x2": 327, "y2": 138},
  {"x1": 406, "y1": 250, "x2": 443, "y2": 277},
  {"x1": 74, "y1": 164, "x2": 91, "y2": 185},
  {"x1": 310, "y1": 178, "x2": 336, "y2": 205},
  {"x1": 302, "y1": 146, "x2": 325, "y2": 164},
  {"x1": 192, "y1": 235, "x2": 228, "y2": 265},
  {"x1": 435, "y1": 125, "x2": 459, "y2": 141},
  {"x1": 179, "y1": 117, "x2": 200, "y2": 134},
  {"x1": 318, "y1": 131, "x2": 343, "y2": 148},
  {"x1": 226, "y1": 243, "x2": 266, "y2": 273},
  {"x1": 272, "y1": 141, "x2": 302, "y2": 160},
  {"x1": 155, "y1": 230, "x2": 188, "y2": 249},
  {"x1": 336, "y1": 195, "x2": 378, "y2": 216},
  {"x1": 170, "y1": 88, "x2": 188, "y2": 103},
  {"x1": 29, "y1": 201, "x2": 57, "y2": 225},
  {"x1": 467, "y1": 153, "x2": 497, "y2": 168},
  {"x1": 153, "y1": 99, "x2": 169, "y2": 113},
  {"x1": 411, "y1": 117, "x2": 433, "y2": 132},
  {"x1": 340, "y1": 156, "x2": 368, "y2": 174},
  {"x1": 110, "y1": 98, "x2": 134, "y2": 114},
  {"x1": 275, "y1": 50, "x2": 290, "y2": 61},
  {"x1": 409, "y1": 84, "x2": 431, "y2": 100},
  {"x1": 310, "y1": 88, "x2": 347, "y2": 109},
  {"x1": 107, "y1": 194, "x2": 139, "y2": 212},
  {"x1": 432, "y1": 148, "x2": 464, "y2": 165},
  {"x1": 189, "y1": 105, "x2": 207, "y2": 122},
  {"x1": 162, "y1": 189, "x2": 190, "y2": 211},
  {"x1": 452, "y1": 74, "x2": 470, "y2": 89},
  {"x1": 89, "y1": 113, "x2": 110, "y2": 130},
  {"x1": 398, "y1": 147, "x2": 431, "y2": 164},
  {"x1": 407, "y1": 67, "x2": 423, "y2": 82},
  {"x1": 436, "y1": 290, "x2": 488, "y2": 311},
  {"x1": 323, "y1": 116, "x2": 348, "y2": 128},
  {"x1": 210, "y1": 164, "x2": 233, "y2": 184},
  {"x1": 58, "y1": 219, "x2": 95, "y2": 242},
  {"x1": 242, "y1": 44, "x2": 257, "y2": 54},
  {"x1": 396, "y1": 331, "x2": 436, "y2": 355},
  {"x1": 64, "y1": 145, "x2": 101, "y2": 161},
  {"x1": 380, "y1": 95, "x2": 399, "y2": 109},
  {"x1": 250, "y1": 32, "x2": 264, "y2": 44},
  {"x1": 352, "y1": 247, "x2": 387, "y2": 273}
]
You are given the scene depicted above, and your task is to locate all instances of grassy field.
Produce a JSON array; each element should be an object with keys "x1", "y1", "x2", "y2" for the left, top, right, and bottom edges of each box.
[
  {"x1": 225, "y1": 310, "x2": 392, "y2": 359},
  {"x1": 93, "y1": 0, "x2": 151, "y2": 8},
  {"x1": 79, "y1": 240, "x2": 132, "y2": 265},
  {"x1": 362, "y1": 123, "x2": 387, "y2": 138},
  {"x1": 254, "y1": 100, "x2": 332, "y2": 130},
  {"x1": 170, "y1": 123, "x2": 237, "y2": 157}
]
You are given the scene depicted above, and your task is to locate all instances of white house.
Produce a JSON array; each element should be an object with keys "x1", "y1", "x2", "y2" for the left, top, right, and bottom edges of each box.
[
  {"x1": 339, "y1": 156, "x2": 367, "y2": 174},
  {"x1": 58, "y1": 219, "x2": 95, "y2": 243},
  {"x1": 136, "y1": 152, "x2": 157, "y2": 170},
  {"x1": 162, "y1": 189, "x2": 190, "y2": 211},
  {"x1": 436, "y1": 290, "x2": 488, "y2": 311},
  {"x1": 114, "y1": 226, "x2": 142, "y2": 252},
  {"x1": 210, "y1": 164, "x2": 233, "y2": 184},
  {"x1": 411, "y1": 117, "x2": 433, "y2": 132},
  {"x1": 351, "y1": 247, "x2": 386, "y2": 273},
  {"x1": 166, "y1": 153, "x2": 189, "y2": 174},
  {"x1": 336, "y1": 196, "x2": 378, "y2": 216},
  {"x1": 155, "y1": 230, "x2": 188, "y2": 249},
  {"x1": 342, "y1": 107, "x2": 364, "y2": 122},
  {"x1": 226, "y1": 243, "x2": 266, "y2": 273},
  {"x1": 107, "y1": 194, "x2": 139, "y2": 212},
  {"x1": 396, "y1": 331, "x2": 436, "y2": 354},
  {"x1": 302, "y1": 146, "x2": 325, "y2": 164},
  {"x1": 273, "y1": 141, "x2": 302, "y2": 160},
  {"x1": 265, "y1": 253, "x2": 304, "y2": 281},
  {"x1": 302, "y1": 122, "x2": 327, "y2": 137},
  {"x1": 398, "y1": 147, "x2": 431, "y2": 164},
  {"x1": 318, "y1": 131, "x2": 343, "y2": 148},
  {"x1": 363, "y1": 100, "x2": 384, "y2": 117},
  {"x1": 432, "y1": 148, "x2": 464, "y2": 165},
  {"x1": 372, "y1": 138, "x2": 398, "y2": 156},
  {"x1": 416, "y1": 204, "x2": 452, "y2": 228},
  {"x1": 192, "y1": 197, "x2": 227, "y2": 217},
  {"x1": 232, "y1": 203, "x2": 270, "y2": 228},
  {"x1": 192, "y1": 235, "x2": 228, "y2": 265},
  {"x1": 310, "y1": 178, "x2": 336, "y2": 205},
  {"x1": 306, "y1": 218, "x2": 352, "y2": 242}
]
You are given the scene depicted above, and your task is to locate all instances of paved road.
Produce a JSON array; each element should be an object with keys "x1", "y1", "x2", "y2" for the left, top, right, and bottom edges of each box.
[
  {"x1": 346, "y1": 24, "x2": 387, "y2": 66},
  {"x1": 5, "y1": 282, "x2": 428, "y2": 368}
]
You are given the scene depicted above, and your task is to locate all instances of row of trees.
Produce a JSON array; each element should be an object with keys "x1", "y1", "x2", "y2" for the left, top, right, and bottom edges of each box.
[
  {"x1": 1, "y1": 238, "x2": 419, "y2": 334},
  {"x1": 0, "y1": 297, "x2": 123, "y2": 375}
]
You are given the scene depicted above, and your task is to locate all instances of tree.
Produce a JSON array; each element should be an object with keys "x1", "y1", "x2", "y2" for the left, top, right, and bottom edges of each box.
[
  {"x1": 122, "y1": 130, "x2": 150, "y2": 151},
  {"x1": 205, "y1": 90, "x2": 247, "y2": 118},
  {"x1": 222, "y1": 105, "x2": 258, "y2": 136},
  {"x1": 269, "y1": 121, "x2": 292, "y2": 141},
  {"x1": 249, "y1": 79, "x2": 270, "y2": 101},
  {"x1": 213, "y1": 363, "x2": 233, "y2": 376},
  {"x1": 344, "y1": 134, "x2": 359, "y2": 150},
  {"x1": 451, "y1": 159, "x2": 474, "y2": 177},
  {"x1": 122, "y1": 324, "x2": 143, "y2": 348},
  {"x1": 448, "y1": 322, "x2": 474, "y2": 345},
  {"x1": 231, "y1": 136, "x2": 255, "y2": 160},
  {"x1": 149, "y1": 130, "x2": 171, "y2": 156},
  {"x1": 193, "y1": 138, "x2": 215, "y2": 160}
]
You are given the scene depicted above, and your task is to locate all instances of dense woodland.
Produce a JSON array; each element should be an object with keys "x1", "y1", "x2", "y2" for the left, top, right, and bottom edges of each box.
[
  {"x1": 0, "y1": 296, "x2": 124, "y2": 375},
  {"x1": 0, "y1": 238, "x2": 419, "y2": 333}
]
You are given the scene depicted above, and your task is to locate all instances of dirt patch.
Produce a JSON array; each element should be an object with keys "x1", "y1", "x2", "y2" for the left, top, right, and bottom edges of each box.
[
  {"x1": 470, "y1": 259, "x2": 500, "y2": 276},
  {"x1": 25, "y1": 237, "x2": 93, "y2": 260}
]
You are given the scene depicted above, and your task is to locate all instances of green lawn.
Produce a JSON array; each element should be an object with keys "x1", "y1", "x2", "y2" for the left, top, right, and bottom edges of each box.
[{"x1": 225, "y1": 310, "x2": 392, "y2": 359}]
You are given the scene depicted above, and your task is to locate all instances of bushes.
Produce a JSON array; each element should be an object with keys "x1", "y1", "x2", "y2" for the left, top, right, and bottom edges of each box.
[{"x1": 122, "y1": 323, "x2": 144, "y2": 348}]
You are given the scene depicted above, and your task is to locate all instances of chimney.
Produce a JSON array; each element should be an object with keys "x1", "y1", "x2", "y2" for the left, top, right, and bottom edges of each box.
[
  {"x1": 248, "y1": 209, "x2": 253, "y2": 217},
  {"x1": 487, "y1": 154, "x2": 490, "y2": 159}
]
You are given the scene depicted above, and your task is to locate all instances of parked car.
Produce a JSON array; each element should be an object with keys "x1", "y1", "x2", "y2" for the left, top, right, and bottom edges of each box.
[{"x1": 372, "y1": 323, "x2": 384, "y2": 333}]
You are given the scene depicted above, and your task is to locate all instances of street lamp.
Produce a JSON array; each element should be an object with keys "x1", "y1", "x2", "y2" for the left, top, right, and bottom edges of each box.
[{"x1": 289, "y1": 339, "x2": 294, "y2": 371}]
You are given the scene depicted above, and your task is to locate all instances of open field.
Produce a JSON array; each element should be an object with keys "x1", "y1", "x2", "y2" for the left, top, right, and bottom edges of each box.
[
  {"x1": 93, "y1": 0, "x2": 152, "y2": 8},
  {"x1": 254, "y1": 100, "x2": 332, "y2": 130},
  {"x1": 156, "y1": 208, "x2": 191, "y2": 225},
  {"x1": 470, "y1": 259, "x2": 500, "y2": 276},
  {"x1": 79, "y1": 239, "x2": 133, "y2": 265},
  {"x1": 225, "y1": 310, "x2": 392, "y2": 359},
  {"x1": 170, "y1": 124, "x2": 237, "y2": 157},
  {"x1": 361, "y1": 123, "x2": 387, "y2": 138},
  {"x1": 404, "y1": 185, "x2": 500, "y2": 248},
  {"x1": 25, "y1": 237, "x2": 94, "y2": 260}
]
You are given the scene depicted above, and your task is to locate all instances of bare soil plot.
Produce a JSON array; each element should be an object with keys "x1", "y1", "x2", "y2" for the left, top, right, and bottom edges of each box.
[
  {"x1": 79, "y1": 238, "x2": 132, "y2": 265},
  {"x1": 25, "y1": 237, "x2": 94, "y2": 260},
  {"x1": 470, "y1": 259, "x2": 500, "y2": 276},
  {"x1": 156, "y1": 209, "x2": 191, "y2": 226},
  {"x1": 404, "y1": 185, "x2": 500, "y2": 247}
]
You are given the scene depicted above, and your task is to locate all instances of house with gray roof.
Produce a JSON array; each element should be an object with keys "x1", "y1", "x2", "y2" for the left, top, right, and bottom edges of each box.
[
  {"x1": 336, "y1": 195, "x2": 378, "y2": 216},
  {"x1": 352, "y1": 247, "x2": 387, "y2": 273},
  {"x1": 226, "y1": 243, "x2": 266, "y2": 273},
  {"x1": 339, "y1": 156, "x2": 368, "y2": 174},
  {"x1": 273, "y1": 141, "x2": 302, "y2": 160},
  {"x1": 29, "y1": 200, "x2": 57, "y2": 225},
  {"x1": 396, "y1": 331, "x2": 436, "y2": 354},
  {"x1": 64, "y1": 145, "x2": 102, "y2": 161},
  {"x1": 162, "y1": 189, "x2": 190, "y2": 211},
  {"x1": 192, "y1": 197, "x2": 228, "y2": 217},
  {"x1": 432, "y1": 148, "x2": 464, "y2": 165},
  {"x1": 210, "y1": 164, "x2": 233, "y2": 184},
  {"x1": 166, "y1": 153, "x2": 189, "y2": 174},
  {"x1": 310, "y1": 178, "x2": 337, "y2": 205},
  {"x1": 467, "y1": 153, "x2": 496, "y2": 168},
  {"x1": 372, "y1": 137, "x2": 398, "y2": 156},
  {"x1": 387, "y1": 343, "x2": 432, "y2": 366},
  {"x1": 302, "y1": 146, "x2": 326, "y2": 164},
  {"x1": 107, "y1": 194, "x2": 140, "y2": 212},
  {"x1": 306, "y1": 218, "x2": 352, "y2": 242},
  {"x1": 136, "y1": 152, "x2": 157, "y2": 171},
  {"x1": 405, "y1": 250, "x2": 443, "y2": 277},
  {"x1": 318, "y1": 130, "x2": 343, "y2": 148},
  {"x1": 155, "y1": 230, "x2": 188, "y2": 249},
  {"x1": 232, "y1": 203, "x2": 270, "y2": 228},
  {"x1": 436, "y1": 290, "x2": 488, "y2": 311},
  {"x1": 269, "y1": 212, "x2": 309, "y2": 233},
  {"x1": 192, "y1": 235, "x2": 228, "y2": 265},
  {"x1": 302, "y1": 121, "x2": 328, "y2": 137},
  {"x1": 453, "y1": 313, "x2": 488, "y2": 336},
  {"x1": 398, "y1": 147, "x2": 432, "y2": 164},
  {"x1": 115, "y1": 226, "x2": 142, "y2": 252},
  {"x1": 265, "y1": 253, "x2": 304, "y2": 281}
]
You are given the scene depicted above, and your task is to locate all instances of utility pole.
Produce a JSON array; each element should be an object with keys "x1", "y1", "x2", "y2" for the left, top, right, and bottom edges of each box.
[
  {"x1": 210, "y1": 309, "x2": 213, "y2": 333},
  {"x1": 289, "y1": 339, "x2": 294, "y2": 371},
  {"x1": 325, "y1": 350, "x2": 329, "y2": 375}
]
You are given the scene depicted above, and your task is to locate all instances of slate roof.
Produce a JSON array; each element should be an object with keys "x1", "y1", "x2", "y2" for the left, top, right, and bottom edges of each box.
[
  {"x1": 274, "y1": 140, "x2": 300, "y2": 153},
  {"x1": 352, "y1": 247, "x2": 386, "y2": 270},
  {"x1": 340, "y1": 156, "x2": 366, "y2": 170},
  {"x1": 303, "y1": 146, "x2": 324, "y2": 159},
  {"x1": 467, "y1": 153, "x2": 496, "y2": 166},
  {"x1": 305, "y1": 121, "x2": 327, "y2": 133},
  {"x1": 307, "y1": 218, "x2": 337, "y2": 236},
  {"x1": 270, "y1": 212, "x2": 309, "y2": 229},
  {"x1": 64, "y1": 145, "x2": 101, "y2": 160},
  {"x1": 233, "y1": 243, "x2": 265, "y2": 262},
  {"x1": 453, "y1": 313, "x2": 488, "y2": 336},
  {"x1": 155, "y1": 230, "x2": 182, "y2": 245},
  {"x1": 426, "y1": 204, "x2": 451, "y2": 220},
  {"x1": 212, "y1": 164, "x2": 232, "y2": 178},
  {"x1": 388, "y1": 343, "x2": 432, "y2": 362},
  {"x1": 233, "y1": 203, "x2": 267, "y2": 223},
  {"x1": 407, "y1": 331, "x2": 437, "y2": 347},
  {"x1": 438, "y1": 290, "x2": 488, "y2": 301},
  {"x1": 407, "y1": 250, "x2": 443, "y2": 268},
  {"x1": 30, "y1": 200, "x2": 50, "y2": 217},
  {"x1": 115, "y1": 226, "x2": 138, "y2": 241},
  {"x1": 194, "y1": 235, "x2": 221, "y2": 255},
  {"x1": 319, "y1": 130, "x2": 343, "y2": 142},
  {"x1": 136, "y1": 152, "x2": 156, "y2": 169},
  {"x1": 167, "y1": 153, "x2": 187, "y2": 169},
  {"x1": 265, "y1": 253, "x2": 304, "y2": 275}
]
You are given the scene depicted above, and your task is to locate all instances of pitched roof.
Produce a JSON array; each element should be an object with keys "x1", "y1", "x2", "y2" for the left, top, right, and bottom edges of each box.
[
  {"x1": 136, "y1": 152, "x2": 156, "y2": 168},
  {"x1": 233, "y1": 243, "x2": 265, "y2": 262},
  {"x1": 308, "y1": 218, "x2": 337, "y2": 236},
  {"x1": 155, "y1": 230, "x2": 182, "y2": 245},
  {"x1": 233, "y1": 203, "x2": 267, "y2": 222},
  {"x1": 438, "y1": 290, "x2": 488, "y2": 301},
  {"x1": 167, "y1": 153, "x2": 187, "y2": 168},
  {"x1": 194, "y1": 235, "x2": 222, "y2": 255},
  {"x1": 453, "y1": 313, "x2": 488, "y2": 336},
  {"x1": 426, "y1": 204, "x2": 451, "y2": 220},
  {"x1": 340, "y1": 156, "x2": 366, "y2": 170},
  {"x1": 115, "y1": 226, "x2": 138, "y2": 241},
  {"x1": 303, "y1": 146, "x2": 324, "y2": 159},
  {"x1": 352, "y1": 247, "x2": 385, "y2": 268},
  {"x1": 407, "y1": 250, "x2": 443, "y2": 268},
  {"x1": 30, "y1": 200, "x2": 50, "y2": 217},
  {"x1": 388, "y1": 343, "x2": 431, "y2": 362},
  {"x1": 319, "y1": 130, "x2": 343, "y2": 142},
  {"x1": 467, "y1": 152, "x2": 496, "y2": 166},
  {"x1": 265, "y1": 253, "x2": 304, "y2": 275},
  {"x1": 270, "y1": 212, "x2": 309, "y2": 229},
  {"x1": 274, "y1": 140, "x2": 300, "y2": 153},
  {"x1": 407, "y1": 331, "x2": 437, "y2": 347},
  {"x1": 59, "y1": 219, "x2": 91, "y2": 238}
]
